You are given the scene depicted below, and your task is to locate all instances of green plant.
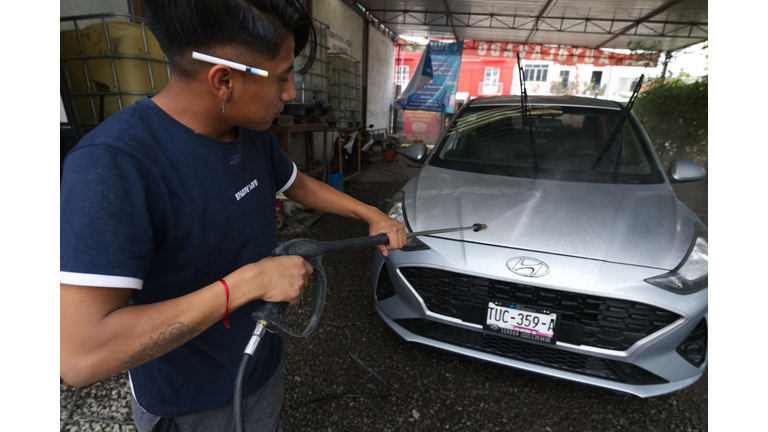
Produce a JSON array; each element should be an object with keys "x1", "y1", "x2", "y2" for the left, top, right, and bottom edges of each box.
[
  {"x1": 584, "y1": 83, "x2": 605, "y2": 96},
  {"x1": 634, "y1": 76, "x2": 708, "y2": 167},
  {"x1": 550, "y1": 80, "x2": 577, "y2": 95}
]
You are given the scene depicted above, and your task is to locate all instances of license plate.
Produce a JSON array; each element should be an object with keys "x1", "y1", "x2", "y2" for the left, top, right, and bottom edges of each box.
[{"x1": 484, "y1": 301, "x2": 558, "y2": 344}]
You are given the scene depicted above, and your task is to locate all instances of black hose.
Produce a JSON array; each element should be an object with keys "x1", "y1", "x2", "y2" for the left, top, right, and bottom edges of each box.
[{"x1": 234, "y1": 352, "x2": 252, "y2": 432}]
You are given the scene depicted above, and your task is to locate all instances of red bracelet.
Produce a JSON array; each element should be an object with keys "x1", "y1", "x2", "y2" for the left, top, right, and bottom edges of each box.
[{"x1": 219, "y1": 279, "x2": 230, "y2": 328}]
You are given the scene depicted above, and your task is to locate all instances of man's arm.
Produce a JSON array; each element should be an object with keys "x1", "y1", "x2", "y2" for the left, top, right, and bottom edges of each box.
[
  {"x1": 60, "y1": 255, "x2": 312, "y2": 387},
  {"x1": 283, "y1": 172, "x2": 407, "y2": 255}
]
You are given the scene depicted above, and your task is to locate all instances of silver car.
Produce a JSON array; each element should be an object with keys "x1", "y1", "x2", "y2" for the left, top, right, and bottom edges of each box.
[{"x1": 373, "y1": 95, "x2": 707, "y2": 397}]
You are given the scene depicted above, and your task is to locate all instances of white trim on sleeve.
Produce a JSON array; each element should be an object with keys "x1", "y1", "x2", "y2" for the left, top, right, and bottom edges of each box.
[
  {"x1": 60, "y1": 271, "x2": 143, "y2": 289},
  {"x1": 276, "y1": 162, "x2": 298, "y2": 195}
]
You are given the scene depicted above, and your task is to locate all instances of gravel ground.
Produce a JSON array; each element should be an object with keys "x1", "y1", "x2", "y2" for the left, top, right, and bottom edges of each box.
[{"x1": 60, "y1": 156, "x2": 708, "y2": 432}]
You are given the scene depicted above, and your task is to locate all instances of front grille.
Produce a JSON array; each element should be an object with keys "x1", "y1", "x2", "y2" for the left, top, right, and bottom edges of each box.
[
  {"x1": 400, "y1": 266, "x2": 681, "y2": 351},
  {"x1": 396, "y1": 318, "x2": 667, "y2": 385}
]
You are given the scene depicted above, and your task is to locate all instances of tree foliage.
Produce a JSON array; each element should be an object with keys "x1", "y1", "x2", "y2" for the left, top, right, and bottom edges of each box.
[{"x1": 634, "y1": 76, "x2": 708, "y2": 167}]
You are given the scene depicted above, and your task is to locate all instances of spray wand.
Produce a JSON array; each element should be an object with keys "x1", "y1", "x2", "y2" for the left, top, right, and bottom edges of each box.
[{"x1": 234, "y1": 223, "x2": 488, "y2": 431}]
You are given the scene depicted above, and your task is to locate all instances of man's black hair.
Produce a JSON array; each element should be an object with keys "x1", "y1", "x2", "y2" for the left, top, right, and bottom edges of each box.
[{"x1": 142, "y1": 0, "x2": 316, "y2": 79}]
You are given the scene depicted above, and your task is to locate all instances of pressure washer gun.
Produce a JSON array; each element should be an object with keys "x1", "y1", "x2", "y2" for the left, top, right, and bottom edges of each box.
[{"x1": 234, "y1": 223, "x2": 488, "y2": 432}]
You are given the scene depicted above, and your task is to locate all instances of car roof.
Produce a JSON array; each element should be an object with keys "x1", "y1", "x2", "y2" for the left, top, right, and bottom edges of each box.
[{"x1": 468, "y1": 95, "x2": 623, "y2": 110}]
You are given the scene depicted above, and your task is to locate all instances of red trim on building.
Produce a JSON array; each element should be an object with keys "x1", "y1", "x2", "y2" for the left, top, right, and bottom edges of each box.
[{"x1": 395, "y1": 40, "x2": 657, "y2": 101}]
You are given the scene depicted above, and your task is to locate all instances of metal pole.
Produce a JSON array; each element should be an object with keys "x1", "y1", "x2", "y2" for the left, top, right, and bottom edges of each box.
[
  {"x1": 408, "y1": 223, "x2": 488, "y2": 237},
  {"x1": 100, "y1": 18, "x2": 123, "y2": 111},
  {"x1": 72, "y1": 19, "x2": 99, "y2": 124},
  {"x1": 337, "y1": 132, "x2": 343, "y2": 175},
  {"x1": 322, "y1": 129, "x2": 328, "y2": 184},
  {"x1": 357, "y1": 128, "x2": 361, "y2": 175},
  {"x1": 140, "y1": 21, "x2": 157, "y2": 93}
]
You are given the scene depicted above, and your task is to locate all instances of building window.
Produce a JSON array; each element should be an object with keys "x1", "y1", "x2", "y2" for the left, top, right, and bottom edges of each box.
[
  {"x1": 396, "y1": 66, "x2": 409, "y2": 86},
  {"x1": 524, "y1": 64, "x2": 548, "y2": 82},
  {"x1": 617, "y1": 77, "x2": 641, "y2": 93},
  {"x1": 589, "y1": 71, "x2": 603, "y2": 88},
  {"x1": 559, "y1": 70, "x2": 570, "y2": 88},
  {"x1": 480, "y1": 67, "x2": 502, "y2": 95},
  {"x1": 484, "y1": 67, "x2": 500, "y2": 87}
]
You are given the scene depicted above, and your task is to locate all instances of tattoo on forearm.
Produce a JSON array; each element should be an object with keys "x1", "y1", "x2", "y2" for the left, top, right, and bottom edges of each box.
[{"x1": 122, "y1": 322, "x2": 202, "y2": 368}]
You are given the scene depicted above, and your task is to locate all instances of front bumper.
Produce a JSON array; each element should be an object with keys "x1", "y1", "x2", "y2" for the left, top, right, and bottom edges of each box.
[{"x1": 372, "y1": 236, "x2": 707, "y2": 398}]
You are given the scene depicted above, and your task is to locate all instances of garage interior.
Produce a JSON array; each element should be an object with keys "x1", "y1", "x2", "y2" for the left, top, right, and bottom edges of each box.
[
  {"x1": 59, "y1": 1, "x2": 710, "y2": 431},
  {"x1": 61, "y1": 0, "x2": 707, "y2": 181}
]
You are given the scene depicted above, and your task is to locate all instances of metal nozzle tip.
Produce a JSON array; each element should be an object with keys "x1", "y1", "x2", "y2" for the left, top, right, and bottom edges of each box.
[{"x1": 472, "y1": 223, "x2": 489, "y2": 232}]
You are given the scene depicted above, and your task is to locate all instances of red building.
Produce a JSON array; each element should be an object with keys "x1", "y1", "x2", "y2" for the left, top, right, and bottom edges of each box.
[
  {"x1": 393, "y1": 40, "x2": 657, "y2": 145},
  {"x1": 395, "y1": 40, "x2": 658, "y2": 102}
]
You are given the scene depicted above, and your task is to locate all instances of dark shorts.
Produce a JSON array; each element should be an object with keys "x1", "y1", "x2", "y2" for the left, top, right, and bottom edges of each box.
[{"x1": 131, "y1": 354, "x2": 285, "y2": 432}]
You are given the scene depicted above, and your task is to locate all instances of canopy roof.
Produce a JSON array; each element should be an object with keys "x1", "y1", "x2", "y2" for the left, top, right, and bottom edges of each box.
[{"x1": 355, "y1": 0, "x2": 707, "y2": 52}]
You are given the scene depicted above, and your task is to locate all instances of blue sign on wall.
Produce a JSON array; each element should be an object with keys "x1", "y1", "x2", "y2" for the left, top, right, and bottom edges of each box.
[{"x1": 396, "y1": 41, "x2": 463, "y2": 114}]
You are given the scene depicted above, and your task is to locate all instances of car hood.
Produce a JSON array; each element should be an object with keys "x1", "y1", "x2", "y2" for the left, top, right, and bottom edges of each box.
[{"x1": 403, "y1": 165, "x2": 700, "y2": 270}]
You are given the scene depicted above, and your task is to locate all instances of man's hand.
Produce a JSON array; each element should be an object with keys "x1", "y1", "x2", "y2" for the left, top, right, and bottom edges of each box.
[
  {"x1": 365, "y1": 211, "x2": 407, "y2": 257},
  {"x1": 226, "y1": 255, "x2": 314, "y2": 306},
  {"x1": 283, "y1": 171, "x2": 407, "y2": 256}
]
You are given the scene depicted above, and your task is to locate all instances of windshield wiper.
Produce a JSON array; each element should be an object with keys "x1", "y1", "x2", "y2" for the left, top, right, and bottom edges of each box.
[
  {"x1": 517, "y1": 53, "x2": 538, "y2": 169},
  {"x1": 612, "y1": 130, "x2": 625, "y2": 183},
  {"x1": 590, "y1": 74, "x2": 644, "y2": 172}
]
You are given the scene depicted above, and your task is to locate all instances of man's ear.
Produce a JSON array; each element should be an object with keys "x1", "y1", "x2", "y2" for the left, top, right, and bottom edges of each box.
[{"x1": 207, "y1": 64, "x2": 235, "y2": 101}]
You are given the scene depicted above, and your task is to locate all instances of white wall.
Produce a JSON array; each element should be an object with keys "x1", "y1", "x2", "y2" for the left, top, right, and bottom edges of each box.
[
  {"x1": 306, "y1": 0, "x2": 396, "y2": 167},
  {"x1": 365, "y1": 23, "x2": 396, "y2": 133},
  {"x1": 602, "y1": 66, "x2": 658, "y2": 99},
  {"x1": 312, "y1": 0, "x2": 364, "y2": 63},
  {"x1": 60, "y1": 0, "x2": 129, "y2": 17},
  {"x1": 509, "y1": 61, "x2": 655, "y2": 101}
]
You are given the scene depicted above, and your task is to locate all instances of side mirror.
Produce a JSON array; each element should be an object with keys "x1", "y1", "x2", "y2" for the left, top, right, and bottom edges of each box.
[
  {"x1": 668, "y1": 159, "x2": 706, "y2": 183},
  {"x1": 403, "y1": 144, "x2": 428, "y2": 163}
]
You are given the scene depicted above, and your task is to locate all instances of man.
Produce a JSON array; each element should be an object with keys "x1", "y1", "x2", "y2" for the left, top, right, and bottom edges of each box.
[{"x1": 59, "y1": 1, "x2": 406, "y2": 431}]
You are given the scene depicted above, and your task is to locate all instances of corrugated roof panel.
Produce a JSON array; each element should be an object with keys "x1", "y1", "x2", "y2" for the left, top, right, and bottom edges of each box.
[
  {"x1": 527, "y1": 32, "x2": 612, "y2": 49},
  {"x1": 356, "y1": 0, "x2": 707, "y2": 51},
  {"x1": 461, "y1": 28, "x2": 538, "y2": 42},
  {"x1": 636, "y1": 22, "x2": 668, "y2": 36},
  {"x1": 452, "y1": 0, "x2": 543, "y2": 15},
  {"x1": 424, "y1": 13, "x2": 450, "y2": 24}
]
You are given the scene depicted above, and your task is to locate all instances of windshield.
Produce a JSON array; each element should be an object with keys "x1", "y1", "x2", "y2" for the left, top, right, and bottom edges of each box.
[{"x1": 430, "y1": 104, "x2": 664, "y2": 184}]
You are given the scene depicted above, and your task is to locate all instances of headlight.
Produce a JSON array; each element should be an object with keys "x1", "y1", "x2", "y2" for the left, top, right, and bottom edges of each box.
[
  {"x1": 645, "y1": 222, "x2": 708, "y2": 294},
  {"x1": 387, "y1": 191, "x2": 430, "y2": 251},
  {"x1": 387, "y1": 191, "x2": 406, "y2": 223}
]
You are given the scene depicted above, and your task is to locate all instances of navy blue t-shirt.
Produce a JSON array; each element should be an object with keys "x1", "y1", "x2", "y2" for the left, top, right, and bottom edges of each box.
[{"x1": 60, "y1": 97, "x2": 296, "y2": 417}]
